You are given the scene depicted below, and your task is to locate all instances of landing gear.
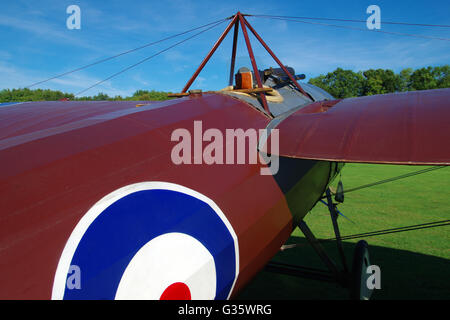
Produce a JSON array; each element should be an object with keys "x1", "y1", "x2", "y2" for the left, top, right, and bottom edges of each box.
[
  {"x1": 266, "y1": 187, "x2": 373, "y2": 300},
  {"x1": 350, "y1": 240, "x2": 373, "y2": 300}
]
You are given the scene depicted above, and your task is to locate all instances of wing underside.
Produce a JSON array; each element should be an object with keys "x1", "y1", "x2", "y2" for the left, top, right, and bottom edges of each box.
[{"x1": 265, "y1": 88, "x2": 450, "y2": 165}]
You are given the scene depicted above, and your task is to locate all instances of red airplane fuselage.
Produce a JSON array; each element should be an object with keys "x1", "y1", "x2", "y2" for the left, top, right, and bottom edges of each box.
[{"x1": 0, "y1": 93, "x2": 338, "y2": 299}]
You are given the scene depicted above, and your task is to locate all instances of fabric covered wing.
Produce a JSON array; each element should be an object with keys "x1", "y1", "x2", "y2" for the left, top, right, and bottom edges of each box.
[{"x1": 266, "y1": 88, "x2": 450, "y2": 165}]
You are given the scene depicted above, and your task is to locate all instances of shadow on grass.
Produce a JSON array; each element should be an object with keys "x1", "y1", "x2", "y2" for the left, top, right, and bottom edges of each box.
[{"x1": 236, "y1": 235, "x2": 450, "y2": 300}]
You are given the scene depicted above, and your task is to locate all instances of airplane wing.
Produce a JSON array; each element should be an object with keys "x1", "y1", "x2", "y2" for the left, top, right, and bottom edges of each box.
[{"x1": 264, "y1": 88, "x2": 450, "y2": 165}]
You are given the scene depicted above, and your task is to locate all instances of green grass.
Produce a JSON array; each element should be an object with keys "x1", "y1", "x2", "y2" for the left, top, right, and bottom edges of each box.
[{"x1": 237, "y1": 163, "x2": 450, "y2": 300}]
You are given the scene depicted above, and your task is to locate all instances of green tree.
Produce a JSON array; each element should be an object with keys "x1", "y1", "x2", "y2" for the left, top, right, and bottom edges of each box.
[
  {"x1": 308, "y1": 65, "x2": 449, "y2": 98},
  {"x1": 362, "y1": 69, "x2": 402, "y2": 95},
  {"x1": 308, "y1": 68, "x2": 364, "y2": 98},
  {"x1": 399, "y1": 68, "x2": 413, "y2": 92},
  {"x1": 92, "y1": 92, "x2": 110, "y2": 100},
  {"x1": 433, "y1": 65, "x2": 450, "y2": 89},
  {"x1": 409, "y1": 67, "x2": 438, "y2": 90},
  {"x1": 0, "y1": 88, "x2": 74, "y2": 102},
  {"x1": 2, "y1": 66, "x2": 448, "y2": 103},
  {"x1": 129, "y1": 89, "x2": 171, "y2": 101}
]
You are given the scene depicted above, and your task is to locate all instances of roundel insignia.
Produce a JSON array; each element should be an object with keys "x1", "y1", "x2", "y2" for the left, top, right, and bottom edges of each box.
[{"x1": 52, "y1": 182, "x2": 239, "y2": 300}]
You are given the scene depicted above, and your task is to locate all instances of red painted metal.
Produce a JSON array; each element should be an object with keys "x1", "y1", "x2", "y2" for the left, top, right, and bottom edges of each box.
[
  {"x1": 182, "y1": 15, "x2": 238, "y2": 93},
  {"x1": 180, "y1": 12, "x2": 275, "y2": 115},
  {"x1": 228, "y1": 19, "x2": 240, "y2": 86},
  {"x1": 0, "y1": 100, "x2": 150, "y2": 141},
  {"x1": 180, "y1": 12, "x2": 309, "y2": 115},
  {"x1": 0, "y1": 95, "x2": 292, "y2": 299},
  {"x1": 269, "y1": 88, "x2": 450, "y2": 165},
  {"x1": 241, "y1": 16, "x2": 311, "y2": 99},
  {"x1": 159, "y1": 282, "x2": 191, "y2": 300},
  {"x1": 3, "y1": 12, "x2": 449, "y2": 302},
  {"x1": 238, "y1": 14, "x2": 270, "y2": 114}
]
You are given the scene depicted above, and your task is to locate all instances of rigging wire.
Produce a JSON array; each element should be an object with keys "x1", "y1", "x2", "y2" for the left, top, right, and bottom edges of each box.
[
  {"x1": 25, "y1": 13, "x2": 449, "y2": 95},
  {"x1": 280, "y1": 166, "x2": 450, "y2": 251},
  {"x1": 251, "y1": 14, "x2": 450, "y2": 28},
  {"x1": 252, "y1": 16, "x2": 450, "y2": 41},
  {"x1": 334, "y1": 220, "x2": 450, "y2": 241},
  {"x1": 74, "y1": 19, "x2": 227, "y2": 97},
  {"x1": 323, "y1": 166, "x2": 446, "y2": 199},
  {"x1": 343, "y1": 166, "x2": 445, "y2": 194},
  {"x1": 281, "y1": 220, "x2": 450, "y2": 250},
  {"x1": 25, "y1": 17, "x2": 229, "y2": 89}
]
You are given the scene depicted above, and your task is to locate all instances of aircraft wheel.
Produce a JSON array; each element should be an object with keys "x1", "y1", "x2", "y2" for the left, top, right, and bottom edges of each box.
[{"x1": 350, "y1": 240, "x2": 373, "y2": 300}]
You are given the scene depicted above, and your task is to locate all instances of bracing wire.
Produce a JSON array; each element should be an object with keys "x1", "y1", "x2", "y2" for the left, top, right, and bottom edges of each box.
[
  {"x1": 25, "y1": 17, "x2": 229, "y2": 89},
  {"x1": 251, "y1": 14, "x2": 450, "y2": 28},
  {"x1": 280, "y1": 165, "x2": 449, "y2": 251},
  {"x1": 281, "y1": 220, "x2": 450, "y2": 250},
  {"x1": 74, "y1": 19, "x2": 227, "y2": 97},
  {"x1": 251, "y1": 16, "x2": 450, "y2": 41},
  {"x1": 25, "y1": 12, "x2": 449, "y2": 96},
  {"x1": 334, "y1": 220, "x2": 450, "y2": 241},
  {"x1": 324, "y1": 166, "x2": 446, "y2": 198}
]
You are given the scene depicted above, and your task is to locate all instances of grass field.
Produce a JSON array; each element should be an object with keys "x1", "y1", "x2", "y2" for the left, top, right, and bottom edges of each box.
[{"x1": 237, "y1": 163, "x2": 450, "y2": 300}]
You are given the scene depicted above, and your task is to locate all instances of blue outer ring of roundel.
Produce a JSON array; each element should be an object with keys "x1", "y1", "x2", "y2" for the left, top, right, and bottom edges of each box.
[{"x1": 63, "y1": 189, "x2": 236, "y2": 300}]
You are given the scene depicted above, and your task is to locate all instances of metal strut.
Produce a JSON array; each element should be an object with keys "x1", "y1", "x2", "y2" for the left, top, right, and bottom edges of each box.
[
  {"x1": 238, "y1": 13, "x2": 270, "y2": 114},
  {"x1": 228, "y1": 19, "x2": 239, "y2": 86},
  {"x1": 180, "y1": 12, "x2": 311, "y2": 115},
  {"x1": 325, "y1": 188, "x2": 349, "y2": 273},
  {"x1": 266, "y1": 187, "x2": 351, "y2": 288},
  {"x1": 297, "y1": 220, "x2": 341, "y2": 280}
]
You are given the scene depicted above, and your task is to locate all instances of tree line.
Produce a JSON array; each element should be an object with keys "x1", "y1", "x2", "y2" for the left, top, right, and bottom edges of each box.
[
  {"x1": 0, "y1": 65, "x2": 448, "y2": 102},
  {"x1": 308, "y1": 65, "x2": 449, "y2": 99},
  {"x1": 0, "y1": 88, "x2": 173, "y2": 103}
]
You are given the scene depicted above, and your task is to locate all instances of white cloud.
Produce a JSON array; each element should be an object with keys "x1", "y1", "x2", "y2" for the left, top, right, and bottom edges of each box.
[
  {"x1": 0, "y1": 14, "x2": 101, "y2": 52},
  {"x1": 0, "y1": 61, "x2": 133, "y2": 97},
  {"x1": 267, "y1": 32, "x2": 450, "y2": 79}
]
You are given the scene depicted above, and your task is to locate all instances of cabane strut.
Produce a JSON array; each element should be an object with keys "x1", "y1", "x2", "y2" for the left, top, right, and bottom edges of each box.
[{"x1": 179, "y1": 12, "x2": 311, "y2": 115}]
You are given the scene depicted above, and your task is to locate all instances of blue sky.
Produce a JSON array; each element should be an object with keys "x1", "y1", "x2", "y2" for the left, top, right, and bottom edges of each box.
[{"x1": 0, "y1": 0, "x2": 449, "y2": 97}]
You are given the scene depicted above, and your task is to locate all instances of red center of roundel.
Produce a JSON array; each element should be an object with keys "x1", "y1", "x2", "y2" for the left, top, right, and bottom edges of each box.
[{"x1": 160, "y1": 282, "x2": 192, "y2": 300}]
